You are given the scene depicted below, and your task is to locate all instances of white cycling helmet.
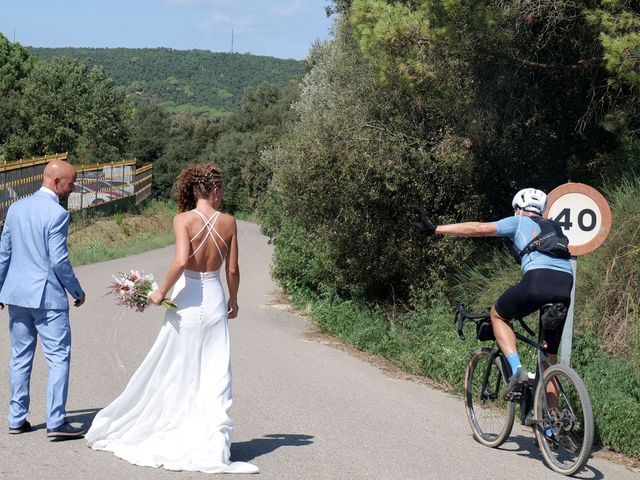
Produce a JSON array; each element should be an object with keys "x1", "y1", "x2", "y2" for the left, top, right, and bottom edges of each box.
[{"x1": 512, "y1": 188, "x2": 547, "y2": 214}]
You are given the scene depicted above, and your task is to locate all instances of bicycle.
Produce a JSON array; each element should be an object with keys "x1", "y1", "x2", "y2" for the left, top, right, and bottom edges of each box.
[{"x1": 454, "y1": 303, "x2": 594, "y2": 476}]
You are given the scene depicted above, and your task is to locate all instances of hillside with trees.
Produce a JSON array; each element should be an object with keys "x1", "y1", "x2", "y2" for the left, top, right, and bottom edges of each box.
[
  {"x1": 0, "y1": 34, "x2": 303, "y2": 169},
  {"x1": 30, "y1": 47, "x2": 305, "y2": 117},
  {"x1": 0, "y1": 36, "x2": 130, "y2": 163}
]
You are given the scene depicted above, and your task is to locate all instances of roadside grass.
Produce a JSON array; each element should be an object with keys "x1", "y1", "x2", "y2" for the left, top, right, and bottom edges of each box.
[
  {"x1": 287, "y1": 284, "x2": 640, "y2": 458},
  {"x1": 68, "y1": 202, "x2": 255, "y2": 266},
  {"x1": 272, "y1": 179, "x2": 640, "y2": 458},
  {"x1": 70, "y1": 232, "x2": 176, "y2": 266},
  {"x1": 68, "y1": 200, "x2": 176, "y2": 266}
]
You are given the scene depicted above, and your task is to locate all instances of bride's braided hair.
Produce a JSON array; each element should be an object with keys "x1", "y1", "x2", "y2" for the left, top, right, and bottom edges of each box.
[{"x1": 175, "y1": 164, "x2": 223, "y2": 212}]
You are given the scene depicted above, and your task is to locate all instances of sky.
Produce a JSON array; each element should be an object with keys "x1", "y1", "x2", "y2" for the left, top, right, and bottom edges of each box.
[{"x1": 0, "y1": 0, "x2": 334, "y2": 60}]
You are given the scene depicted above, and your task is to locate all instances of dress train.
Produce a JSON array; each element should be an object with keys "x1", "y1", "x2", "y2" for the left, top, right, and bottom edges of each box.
[{"x1": 86, "y1": 270, "x2": 258, "y2": 474}]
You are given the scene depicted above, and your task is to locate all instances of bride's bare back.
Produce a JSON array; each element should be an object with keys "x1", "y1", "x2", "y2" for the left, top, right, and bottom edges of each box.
[
  {"x1": 178, "y1": 208, "x2": 237, "y2": 273},
  {"x1": 149, "y1": 165, "x2": 240, "y2": 319}
]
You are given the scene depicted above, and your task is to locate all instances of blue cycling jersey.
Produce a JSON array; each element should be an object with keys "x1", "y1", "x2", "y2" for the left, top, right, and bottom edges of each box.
[{"x1": 493, "y1": 216, "x2": 572, "y2": 275}]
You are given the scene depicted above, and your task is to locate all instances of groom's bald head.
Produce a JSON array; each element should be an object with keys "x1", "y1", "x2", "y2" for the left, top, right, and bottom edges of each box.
[{"x1": 42, "y1": 160, "x2": 77, "y2": 201}]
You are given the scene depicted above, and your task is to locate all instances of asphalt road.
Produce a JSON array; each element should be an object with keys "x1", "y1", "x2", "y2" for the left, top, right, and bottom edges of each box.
[{"x1": 0, "y1": 221, "x2": 637, "y2": 479}]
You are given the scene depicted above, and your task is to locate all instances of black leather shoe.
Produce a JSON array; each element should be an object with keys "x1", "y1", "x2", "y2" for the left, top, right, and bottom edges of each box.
[
  {"x1": 8, "y1": 420, "x2": 31, "y2": 434},
  {"x1": 46, "y1": 421, "x2": 84, "y2": 439}
]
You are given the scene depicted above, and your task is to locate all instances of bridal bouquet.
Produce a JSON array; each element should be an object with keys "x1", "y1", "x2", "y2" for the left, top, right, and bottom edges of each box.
[{"x1": 110, "y1": 270, "x2": 176, "y2": 312}]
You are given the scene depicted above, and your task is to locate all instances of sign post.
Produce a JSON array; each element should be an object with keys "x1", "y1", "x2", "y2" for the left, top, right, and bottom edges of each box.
[{"x1": 544, "y1": 183, "x2": 612, "y2": 365}]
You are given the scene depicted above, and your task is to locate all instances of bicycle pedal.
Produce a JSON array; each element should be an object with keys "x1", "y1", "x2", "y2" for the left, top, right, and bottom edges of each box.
[{"x1": 504, "y1": 390, "x2": 523, "y2": 402}]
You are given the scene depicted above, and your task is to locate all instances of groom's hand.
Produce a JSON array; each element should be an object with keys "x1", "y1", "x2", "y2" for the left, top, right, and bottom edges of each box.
[{"x1": 74, "y1": 294, "x2": 85, "y2": 307}]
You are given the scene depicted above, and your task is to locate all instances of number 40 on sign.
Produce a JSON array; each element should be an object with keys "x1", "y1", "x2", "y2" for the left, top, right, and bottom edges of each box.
[{"x1": 545, "y1": 183, "x2": 612, "y2": 257}]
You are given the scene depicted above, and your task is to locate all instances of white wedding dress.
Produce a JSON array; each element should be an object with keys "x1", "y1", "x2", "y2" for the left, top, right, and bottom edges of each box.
[{"x1": 86, "y1": 210, "x2": 258, "y2": 474}]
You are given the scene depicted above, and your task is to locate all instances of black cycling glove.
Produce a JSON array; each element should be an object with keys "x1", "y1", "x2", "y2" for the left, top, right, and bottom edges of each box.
[{"x1": 413, "y1": 206, "x2": 438, "y2": 235}]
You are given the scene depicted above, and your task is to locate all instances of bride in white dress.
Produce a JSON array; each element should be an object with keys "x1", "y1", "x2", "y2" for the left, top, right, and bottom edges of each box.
[{"x1": 86, "y1": 164, "x2": 258, "y2": 474}]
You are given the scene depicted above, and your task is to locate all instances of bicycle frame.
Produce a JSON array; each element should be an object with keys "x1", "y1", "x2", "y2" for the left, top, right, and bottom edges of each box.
[{"x1": 457, "y1": 304, "x2": 558, "y2": 429}]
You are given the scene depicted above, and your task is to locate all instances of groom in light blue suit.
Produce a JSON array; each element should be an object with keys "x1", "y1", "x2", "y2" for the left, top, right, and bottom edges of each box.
[{"x1": 0, "y1": 160, "x2": 86, "y2": 439}]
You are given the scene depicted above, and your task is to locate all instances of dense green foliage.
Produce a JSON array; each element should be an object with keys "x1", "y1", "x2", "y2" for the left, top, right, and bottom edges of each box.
[
  {"x1": 10, "y1": 56, "x2": 130, "y2": 162},
  {"x1": 0, "y1": 34, "x2": 131, "y2": 162},
  {"x1": 276, "y1": 180, "x2": 640, "y2": 455},
  {"x1": 263, "y1": 21, "x2": 484, "y2": 299},
  {"x1": 258, "y1": 1, "x2": 640, "y2": 456},
  {"x1": 151, "y1": 81, "x2": 299, "y2": 214},
  {"x1": 0, "y1": 35, "x2": 37, "y2": 156},
  {"x1": 31, "y1": 47, "x2": 304, "y2": 117},
  {"x1": 128, "y1": 104, "x2": 171, "y2": 165}
]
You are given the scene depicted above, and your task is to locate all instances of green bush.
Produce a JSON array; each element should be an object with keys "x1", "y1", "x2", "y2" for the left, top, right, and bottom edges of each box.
[
  {"x1": 574, "y1": 179, "x2": 640, "y2": 364},
  {"x1": 263, "y1": 21, "x2": 484, "y2": 301},
  {"x1": 282, "y1": 179, "x2": 640, "y2": 456},
  {"x1": 572, "y1": 334, "x2": 640, "y2": 455},
  {"x1": 293, "y1": 284, "x2": 640, "y2": 457},
  {"x1": 271, "y1": 220, "x2": 342, "y2": 297}
]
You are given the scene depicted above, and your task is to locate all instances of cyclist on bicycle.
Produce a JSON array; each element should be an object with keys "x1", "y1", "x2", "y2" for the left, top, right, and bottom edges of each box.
[{"x1": 414, "y1": 188, "x2": 573, "y2": 398}]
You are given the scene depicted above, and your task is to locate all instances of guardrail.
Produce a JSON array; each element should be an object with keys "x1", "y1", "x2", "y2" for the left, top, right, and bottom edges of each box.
[
  {"x1": 0, "y1": 153, "x2": 67, "y2": 220},
  {"x1": 0, "y1": 154, "x2": 153, "y2": 223},
  {"x1": 134, "y1": 163, "x2": 153, "y2": 205}
]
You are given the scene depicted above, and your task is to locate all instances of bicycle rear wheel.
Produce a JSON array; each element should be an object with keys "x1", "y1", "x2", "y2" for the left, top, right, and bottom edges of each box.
[
  {"x1": 464, "y1": 349, "x2": 515, "y2": 447},
  {"x1": 534, "y1": 365, "x2": 594, "y2": 476}
]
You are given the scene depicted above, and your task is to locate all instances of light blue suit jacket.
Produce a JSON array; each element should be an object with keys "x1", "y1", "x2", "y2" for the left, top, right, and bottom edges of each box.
[{"x1": 0, "y1": 190, "x2": 84, "y2": 310}]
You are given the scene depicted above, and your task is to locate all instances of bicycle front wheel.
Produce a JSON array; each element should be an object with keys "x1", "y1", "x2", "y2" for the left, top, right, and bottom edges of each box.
[
  {"x1": 464, "y1": 349, "x2": 515, "y2": 448},
  {"x1": 534, "y1": 364, "x2": 594, "y2": 476}
]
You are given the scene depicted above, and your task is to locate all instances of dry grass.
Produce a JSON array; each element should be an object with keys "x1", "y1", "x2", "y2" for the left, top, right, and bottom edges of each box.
[
  {"x1": 575, "y1": 181, "x2": 640, "y2": 362},
  {"x1": 67, "y1": 202, "x2": 176, "y2": 265},
  {"x1": 270, "y1": 289, "x2": 640, "y2": 470},
  {"x1": 68, "y1": 213, "x2": 173, "y2": 249}
]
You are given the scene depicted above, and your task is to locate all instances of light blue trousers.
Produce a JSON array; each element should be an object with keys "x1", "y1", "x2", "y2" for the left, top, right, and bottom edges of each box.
[{"x1": 7, "y1": 306, "x2": 71, "y2": 429}]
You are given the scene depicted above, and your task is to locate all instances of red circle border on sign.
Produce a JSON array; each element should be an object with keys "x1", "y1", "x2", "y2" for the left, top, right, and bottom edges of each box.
[{"x1": 544, "y1": 183, "x2": 612, "y2": 256}]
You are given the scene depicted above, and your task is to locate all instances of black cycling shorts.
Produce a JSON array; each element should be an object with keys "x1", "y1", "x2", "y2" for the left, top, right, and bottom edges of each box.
[{"x1": 494, "y1": 269, "x2": 573, "y2": 354}]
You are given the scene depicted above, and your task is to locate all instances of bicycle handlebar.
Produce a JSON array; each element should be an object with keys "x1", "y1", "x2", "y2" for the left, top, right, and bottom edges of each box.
[
  {"x1": 454, "y1": 303, "x2": 538, "y2": 342},
  {"x1": 455, "y1": 303, "x2": 490, "y2": 341}
]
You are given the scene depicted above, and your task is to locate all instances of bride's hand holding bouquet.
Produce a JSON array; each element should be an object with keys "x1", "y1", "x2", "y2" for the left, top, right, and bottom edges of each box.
[
  {"x1": 110, "y1": 270, "x2": 176, "y2": 311},
  {"x1": 148, "y1": 289, "x2": 168, "y2": 306}
]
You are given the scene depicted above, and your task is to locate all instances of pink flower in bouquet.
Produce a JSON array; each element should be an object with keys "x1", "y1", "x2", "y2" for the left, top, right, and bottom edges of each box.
[{"x1": 109, "y1": 271, "x2": 176, "y2": 312}]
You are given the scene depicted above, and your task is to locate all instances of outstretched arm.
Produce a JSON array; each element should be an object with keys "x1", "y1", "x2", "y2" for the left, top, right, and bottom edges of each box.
[
  {"x1": 414, "y1": 207, "x2": 497, "y2": 237},
  {"x1": 149, "y1": 214, "x2": 190, "y2": 304},
  {"x1": 436, "y1": 222, "x2": 497, "y2": 237}
]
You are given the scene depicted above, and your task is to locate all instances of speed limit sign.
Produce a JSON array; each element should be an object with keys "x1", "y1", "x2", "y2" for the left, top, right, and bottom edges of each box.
[
  {"x1": 543, "y1": 183, "x2": 611, "y2": 365},
  {"x1": 544, "y1": 183, "x2": 612, "y2": 256}
]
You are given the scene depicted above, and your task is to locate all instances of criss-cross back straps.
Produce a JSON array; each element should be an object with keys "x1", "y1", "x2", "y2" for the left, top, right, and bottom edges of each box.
[{"x1": 188, "y1": 209, "x2": 229, "y2": 261}]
